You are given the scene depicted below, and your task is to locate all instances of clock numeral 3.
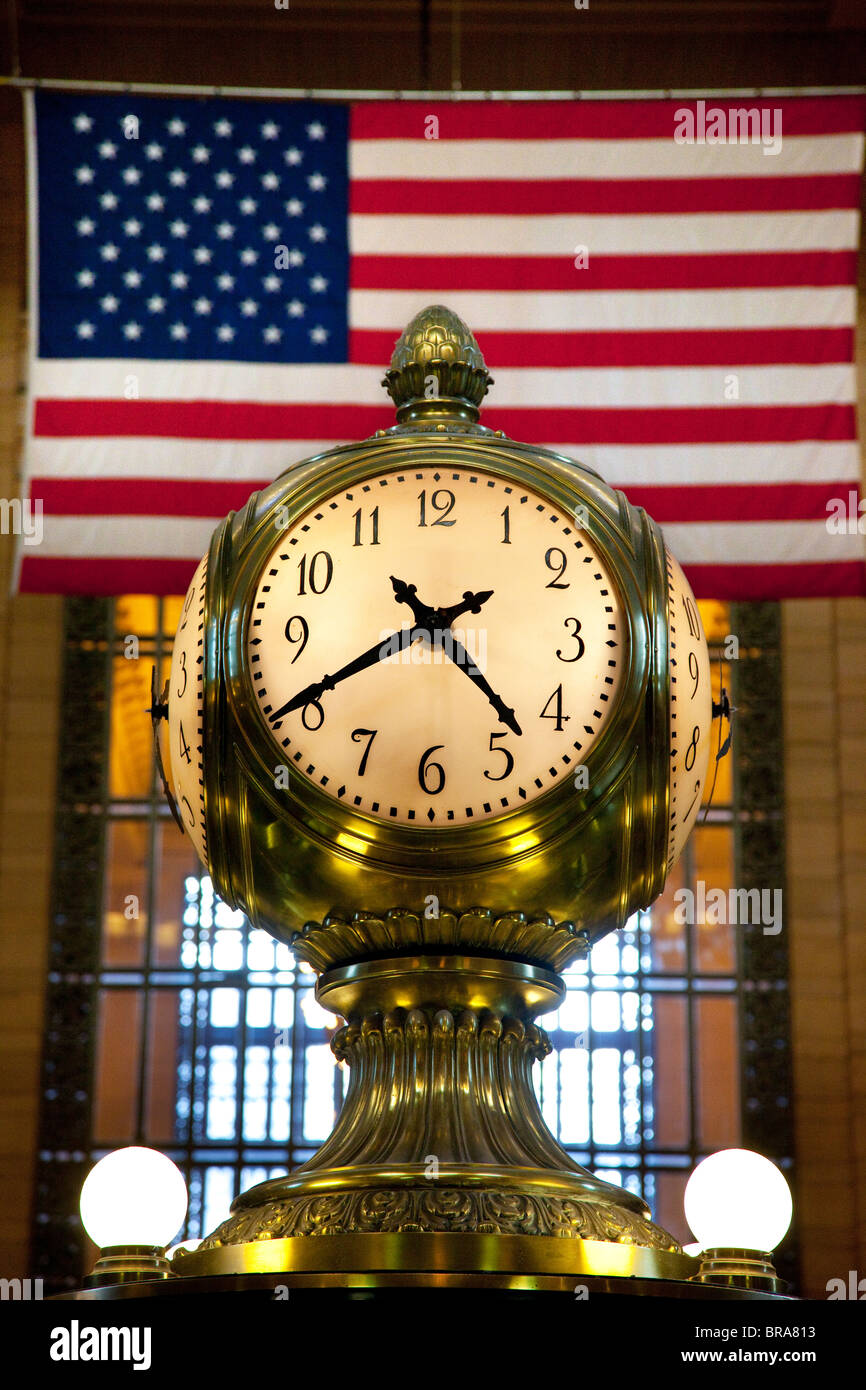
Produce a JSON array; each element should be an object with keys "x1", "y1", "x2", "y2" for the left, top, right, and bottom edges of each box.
[
  {"x1": 176, "y1": 649, "x2": 188, "y2": 697},
  {"x1": 418, "y1": 489, "x2": 456, "y2": 528},
  {"x1": 297, "y1": 550, "x2": 333, "y2": 596},
  {"x1": 284, "y1": 614, "x2": 309, "y2": 662},
  {"x1": 556, "y1": 617, "x2": 585, "y2": 662},
  {"x1": 418, "y1": 744, "x2": 446, "y2": 794},
  {"x1": 539, "y1": 684, "x2": 569, "y2": 731},
  {"x1": 351, "y1": 727, "x2": 378, "y2": 776},
  {"x1": 483, "y1": 732, "x2": 514, "y2": 782},
  {"x1": 544, "y1": 548, "x2": 569, "y2": 589}
]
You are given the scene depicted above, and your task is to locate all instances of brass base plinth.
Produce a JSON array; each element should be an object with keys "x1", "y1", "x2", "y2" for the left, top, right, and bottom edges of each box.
[{"x1": 193, "y1": 952, "x2": 682, "y2": 1281}]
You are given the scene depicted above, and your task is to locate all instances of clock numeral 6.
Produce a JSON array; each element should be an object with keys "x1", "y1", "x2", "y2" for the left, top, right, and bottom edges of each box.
[
  {"x1": 297, "y1": 550, "x2": 333, "y2": 596},
  {"x1": 284, "y1": 614, "x2": 309, "y2": 662},
  {"x1": 418, "y1": 744, "x2": 446, "y2": 794},
  {"x1": 483, "y1": 732, "x2": 514, "y2": 782}
]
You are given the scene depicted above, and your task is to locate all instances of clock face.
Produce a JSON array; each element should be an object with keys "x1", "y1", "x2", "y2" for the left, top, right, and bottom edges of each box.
[
  {"x1": 246, "y1": 465, "x2": 628, "y2": 827},
  {"x1": 168, "y1": 551, "x2": 209, "y2": 864},
  {"x1": 664, "y1": 549, "x2": 713, "y2": 872}
]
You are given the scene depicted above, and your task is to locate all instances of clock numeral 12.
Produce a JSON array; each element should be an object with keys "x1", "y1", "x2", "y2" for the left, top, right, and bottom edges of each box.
[
  {"x1": 352, "y1": 507, "x2": 379, "y2": 547},
  {"x1": 418, "y1": 489, "x2": 456, "y2": 527}
]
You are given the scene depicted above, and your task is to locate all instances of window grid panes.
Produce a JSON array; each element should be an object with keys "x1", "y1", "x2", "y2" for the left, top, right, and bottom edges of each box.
[{"x1": 93, "y1": 595, "x2": 738, "y2": 1247}]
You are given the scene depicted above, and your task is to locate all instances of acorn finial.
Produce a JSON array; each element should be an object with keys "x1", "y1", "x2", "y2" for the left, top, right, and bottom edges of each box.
[{"x1": 382, "y1": 304, "x2": 493, "y2": 423}]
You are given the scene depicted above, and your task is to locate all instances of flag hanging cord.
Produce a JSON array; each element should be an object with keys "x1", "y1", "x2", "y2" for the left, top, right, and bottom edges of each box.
[{"x1": 1, "y1": 76, "x2": 864, "y2": 101}]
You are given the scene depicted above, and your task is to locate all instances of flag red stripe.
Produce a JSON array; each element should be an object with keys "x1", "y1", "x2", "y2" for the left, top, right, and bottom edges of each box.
[
  {"x1": 30, "y1": 478, "x2": 861, "y2": 523},
  {"x1": 351, "y1": 250, "x2": 859, "y2": 292},
  {"x1": 351, "y1": 97, "x2": 866, "y2": 141},
  {"x1": 351, "y1": 326, "x2": 854, "y2": 368},
  {"x1": 33, "y1": 400, "x2": 857, "y2": 445},
  {"x1": 18, "y1": 554, "x2": 866, "y2": 600},
  {"x1": 351, "y1": 174, "x2": 862, "y2": 216}
]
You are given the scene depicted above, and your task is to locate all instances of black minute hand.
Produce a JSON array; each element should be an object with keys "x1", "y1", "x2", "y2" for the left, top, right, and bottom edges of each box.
[{"x1": 268, "y1": 628, "x2": 416, "y2": 723}]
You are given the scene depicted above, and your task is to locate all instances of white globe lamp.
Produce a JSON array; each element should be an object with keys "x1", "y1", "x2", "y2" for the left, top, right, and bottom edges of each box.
[
  {"x1": 80, "y1": 1146, "x2": 188, "y2": 1287},
  {"x1": 685, "y1": 1148, "x2": 792, "y2": 1292}
]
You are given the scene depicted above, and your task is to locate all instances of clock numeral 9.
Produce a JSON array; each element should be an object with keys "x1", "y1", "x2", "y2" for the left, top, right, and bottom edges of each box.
[
  {"x1": 418, "y1": 744, "x2": 446, "y2": 794},
  {"x1": 418, "y1": 489, "x2": 456, "y2": 527},
  {"x1": 539, "y1": 684, "x2": 569, "y2": 731},
  {"x1": 556, "y1": 617, "x2": 585, "y2": 662},
  {"x1": 284, "y1": 614, "x2": 309, "y2": 662},
  {"x1": 688, "y1": 650, "x2": 700, "y2": 698},
  {"x1": 483, "y1": 732, "x2": 514, "y2": 782},
  {"x1": 297, "y1": 550, "x2": 333, "y2": 596},
  {"x1": 544, "y1": 548, "x2": 569, "y2": 589},
  {"x1": 351, "y1": 727, "x2": 377, "y2": 776},
  {"x1": 302, "y1": 700, "x2": 325, "y2": 731}
]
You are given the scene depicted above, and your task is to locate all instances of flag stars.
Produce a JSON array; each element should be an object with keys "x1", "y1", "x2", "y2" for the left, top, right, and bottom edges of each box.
[
  {"x1": 122, "y1": 166, "x2": 142, "y2": 184},
  {"x1": 99, "y1": 294, "x2": 119, "y2": 313},
  {"x1": 261, "y1": 121, "x2": 280, "y2": 139},
  {"x1": 123, "y1": 321, "x2": 143, "y2": 340},
  {"x1": 193, "y1": 246, "x2": 213, "y2": 263},
  {"x1": 100, "y1": 192, "x2": 119, "y2": 210},
  {"x1": 215, "y1": 170, "x2": 234, "y2": 188},
  {"x1": 170, "y1": 322, "x2": 189, "y2": 340},
  {"x1": 240, "y1": 298, "x2": 259, "y2": 316},
  {"x1": 191, "y1": 144, "x2": 211, "y2": 163},
  {"x1": 147, "y1": 295, "x2": 166, "y2": 313},
  {"x1": 124, "y1": 269, "x2": 143, "y2": 287},
  {"x1": 216, "y1": 221, "x2": 236, "y2": 239},
  {"x1": 239, "y1": 197, "x2": 258, "y2": 214},
  {"x1": 192, "y1": 196, "x2": 212, "y2": 213},
  {"x1": 76, "y1": 320, "x2": 96, "y2": 337},
  {"x1": 167, "y1": 118, "x2": 187, "y2": 136},
  {"x1": 100, "y1": 242, "x2": 120, "y2": 260},
  {"x1": 213, "y1": 119, "x2": 233, "y2": 137},
  {"x1": 263, "y1": 325, "x2": 282, "y2": 343},
  {"x1": 287, "y1": 299, "x2": 305, "y2": 317},
  {"x1": 306, "y1": 122, "x2": 326, "y2": 140},
  {"x1": 123, "y1": 218, "x2": 143, "y2": 236},
  {"x1": 238, "y1": 146, "x2": 257, "y2": 164},
  {"x1": 239, "y1": 248, "x2": 259, "y2": 265},
  {"x1": 307, "y1": 172, "x2": 327, "y2": 191},
  {"x1": 310, "y1": 325, "x2": 329, "y2": 343},
  {"x1": 261, "y1": 172, "x2": 280, "y2": 190},
  {"x1": 308, "y1": 224, "x2": 327, "y2": 242},
  {"x1": 75, "y1": 166, "x2": 95, "y2": 184},
  {"x1": 146, "y1": 243, "x2": 166, "y2": 261},
  {"x1": 77, "y1": 269, "x2": 96, "y2": 287},
  {"x1": 170, "y1": 271, "x2": 189, "y2": 288},
  {"x1": 285, "y1": 198, "x2": 303, "y2": 216},
  {"x1": 286, "y1": 248, "x2": 304, "y2": 266},
  {"x1": 73, "y1": 113, "x2": 94, "y2": 132},
  {"x1": 145, "y1": 143, "x2": 164, "y2": 160},
  {"x1": 262, "y1": 274, "x2": 281, "y2": 292},
  {"x1": 309, "y1": 274, "x2": 328, "y2": 292},
  {"x1": 261, "y1": 223, "x2": 281, "y2": 241},
  {"x1": 98, "y1": 140, "x2": 118, "y2": 159},
  {"x1": 77, "y1": 216, "x2": 96, "y2": 236},
  {"x1": 194, "y1": 297, "x2": 213, "y2": 315},
  {"x1": 216, "y1": 324, "x2": 235, "y2": 342},
  {"x1": 169, "y1": 219, "x2": 189, "y2": 238},
  {"x1": 217, "y1": 273, "x2": 236, "y2": 291},
  {"x1": 146, "y1": 193, "x2": 165, "y2": 211},
  {"x1": 284, "y1": 146, "x2": 302, "y2": 165},
  {"x1": 169, "y1": 169, "x2": 188, "y2": 186}
]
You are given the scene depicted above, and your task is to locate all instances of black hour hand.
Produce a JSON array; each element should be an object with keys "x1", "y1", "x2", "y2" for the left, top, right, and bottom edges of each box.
[{"x1": 268, "y1": 628, "x2": 416, "y2": 724}]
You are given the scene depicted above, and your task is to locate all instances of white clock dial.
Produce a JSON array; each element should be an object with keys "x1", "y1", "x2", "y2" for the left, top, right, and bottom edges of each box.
[
  {"x1": 246, "y1": 466, "x2": 627, "y2": 827},
  {"x1": 665, "y1": 548, "x2": 712, "y2": 872},
  {"x1": 168, "y1": 552, "x2": 209, "y2": 863}
]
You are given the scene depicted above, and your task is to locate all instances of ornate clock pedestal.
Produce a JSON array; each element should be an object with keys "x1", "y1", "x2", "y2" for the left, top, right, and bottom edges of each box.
[{"x1": 180, "y1": 945, "x2": 685, "y2": 1285}]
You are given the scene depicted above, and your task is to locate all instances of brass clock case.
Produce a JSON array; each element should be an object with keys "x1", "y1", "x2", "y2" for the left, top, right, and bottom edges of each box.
[{"x1": 200, "y1": 428, "x2": 670, "y2": 964}]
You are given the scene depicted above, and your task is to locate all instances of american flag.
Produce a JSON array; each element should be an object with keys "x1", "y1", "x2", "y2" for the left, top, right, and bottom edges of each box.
[{"x1": 18, "y1": 90, "x2": 866, "y2": 597}]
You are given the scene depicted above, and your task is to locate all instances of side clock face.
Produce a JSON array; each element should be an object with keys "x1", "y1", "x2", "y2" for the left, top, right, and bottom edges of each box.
[
  {"x1": 168, "y1": 552, "x2": 209, "y2": 865},
  {"x1": 665, "y1": 549, "x2": 712, "y2": 872},
  {"x1": 246, "y1": 465, "x2": 628, "y2": 827}
]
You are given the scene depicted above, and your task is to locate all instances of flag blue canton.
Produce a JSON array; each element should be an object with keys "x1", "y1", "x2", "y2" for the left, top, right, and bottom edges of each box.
[{"x1": 35, "y1": 91, "x2": 349, "y2": 362}]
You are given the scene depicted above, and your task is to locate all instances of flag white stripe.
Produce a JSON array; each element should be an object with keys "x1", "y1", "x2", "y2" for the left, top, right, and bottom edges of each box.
[
  {"x1": 32, "y1": 515, "x2": 864, "y2": 563},
  {"x1": 351, "y1": 134, "x2": 866, "y2": 181},
  {"x1": 31, "y1": 360, "x2": 856, "y2": 406},
  {"x1": 27, "y1": 439, "x2": 863, "y2": 486},
  {"x1": 350, "y1": 211, "x2": 859, "y2": 255}
]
